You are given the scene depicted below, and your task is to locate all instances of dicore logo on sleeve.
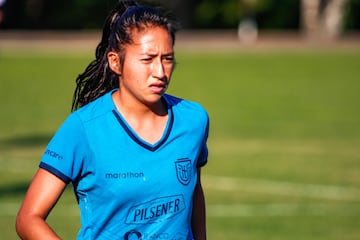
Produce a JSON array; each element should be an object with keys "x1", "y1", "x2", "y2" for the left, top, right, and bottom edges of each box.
[
  {"x1": 45, "y1": 149, "x2": 63, "y2": 160},
  {"x1": 125, "y1": 195, "x2": 186, "y2": 224}
]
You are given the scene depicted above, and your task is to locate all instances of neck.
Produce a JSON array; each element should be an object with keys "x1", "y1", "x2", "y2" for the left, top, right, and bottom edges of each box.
[{"x1": 111, "y1": 90, "x2": 169, "y2": 144}]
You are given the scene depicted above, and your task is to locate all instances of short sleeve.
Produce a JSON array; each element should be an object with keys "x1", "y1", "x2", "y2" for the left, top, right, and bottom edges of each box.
[
  {"x1": 197, "y1": 115, "x2": 209, "y2": 168},
  {"x1": 39, "y1": 113, "x2": 90, "y2": 184}
]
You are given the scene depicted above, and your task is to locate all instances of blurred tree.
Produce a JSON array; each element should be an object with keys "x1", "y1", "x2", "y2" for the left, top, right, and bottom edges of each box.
[
  {"x1": 1, "y1": 0, "x2": 116, "y2": 29},
  {"x1": 143, "y1": 0, "x2": 198, "y2": 28},
  {"x1": 0, "y1": 0, "x2": 7, "y2": 25},
  {"x1": 238, "y1": 0, "x2": 269, "y2": 18},
  {"x1": 344, "y1": 0, "x2": 360, "y2": 30},
  {"x1": 0, "y1": 0, "x2": 359, "y2": 31},
  {"x1": 195, "y1": 0, "x2": 239, "y2": 28},
  {"x1": 194, "y1": 0, "x2": 299, "y2": 29},
  {"x1": 256, "y1": 0, "x2": 300, "y2": 29},
  {"x1": 301, "y1": 0, "x2": 350, "y2": 39}
]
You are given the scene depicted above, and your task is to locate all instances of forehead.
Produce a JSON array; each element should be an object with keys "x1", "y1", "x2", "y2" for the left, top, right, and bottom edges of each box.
[{"x1": 126, "y1": 27, "x2": 173, "y2": 53}]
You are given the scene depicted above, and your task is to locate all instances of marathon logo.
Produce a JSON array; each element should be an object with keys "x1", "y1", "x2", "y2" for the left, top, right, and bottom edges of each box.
[
  {"x1": 44, "y1": 149, "x2": 63, "y2": 160},
  {"x1": 126, "y1": 195, "x2": 185, "y2": 224}
]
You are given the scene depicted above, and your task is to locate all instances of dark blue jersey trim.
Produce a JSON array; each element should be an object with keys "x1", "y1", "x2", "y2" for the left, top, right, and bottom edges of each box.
[
  {"x1": 197, "y1": 158, "x2": 208, "y2": 168},
  {"x1": 39, "y1": 162, "x2": 72, "y2": 184},
  {"x1": 112, "y1": 107, "x2": 173, "y2": 152}
]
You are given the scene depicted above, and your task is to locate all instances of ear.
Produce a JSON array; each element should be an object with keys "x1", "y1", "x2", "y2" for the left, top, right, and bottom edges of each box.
[{"x1": 107, "y1": 51, "x2": 121, "y2": 75}]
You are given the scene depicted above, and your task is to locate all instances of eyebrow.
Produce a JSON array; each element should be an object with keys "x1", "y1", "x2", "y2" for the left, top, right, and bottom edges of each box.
[{"x1": 139, "y1": 51, "x2": 174, "y2": 57}]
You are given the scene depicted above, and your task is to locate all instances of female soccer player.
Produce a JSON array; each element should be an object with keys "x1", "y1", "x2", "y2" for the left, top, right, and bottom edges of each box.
[{"x1": 16, "y1": 1, "x2": 209, "y2": 239}]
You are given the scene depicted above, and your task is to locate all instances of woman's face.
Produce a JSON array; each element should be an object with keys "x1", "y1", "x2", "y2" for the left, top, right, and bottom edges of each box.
[{"x1": 114, "y1": 26, "x2": 175, "y2": 108}]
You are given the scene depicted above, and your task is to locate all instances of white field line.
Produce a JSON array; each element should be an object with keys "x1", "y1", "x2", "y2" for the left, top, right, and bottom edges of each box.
[
  {"x1": 0, "y1": 202, "x2": 20, "y2": 216},
  {"x1": 207, "y1": 203, "x2": 360, "y2": 217},
  {"x1": 1, "y1": 202, "x2": 359, "y2": 217},
  {"x1": 0, "y1": 156, "x2": 38, "y2": 173},
  {"x1": 203, "y1": 175, "x2": 360, "y2": 201},
  {"x1": 1, "y1": 175, "x2": 359, "y2": 217},
  {"x1": 0, "y1": 202, "x2": 79, "y2": 217}
]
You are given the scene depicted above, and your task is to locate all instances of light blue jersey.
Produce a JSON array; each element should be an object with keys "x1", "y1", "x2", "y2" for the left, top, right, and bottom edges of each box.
[{"x1": 40, "y1": 90, "x2": 209, "y2": 240}]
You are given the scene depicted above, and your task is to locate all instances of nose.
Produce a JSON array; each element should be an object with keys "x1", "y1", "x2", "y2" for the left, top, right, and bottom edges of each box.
[{"x1": 152, "y1": 58, "x2": 166, "y2": 79}]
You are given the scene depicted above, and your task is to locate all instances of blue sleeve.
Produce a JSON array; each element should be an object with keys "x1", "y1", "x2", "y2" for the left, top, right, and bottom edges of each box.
[
  {"x1": 39, "y1": 113, "x2": 90, "y2": 184},
  {"x1": 197, "y1": 112, "x2": 209, "y2": 168}
]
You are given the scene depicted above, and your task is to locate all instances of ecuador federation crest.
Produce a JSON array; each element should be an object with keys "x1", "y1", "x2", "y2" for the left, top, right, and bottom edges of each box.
[{"x1": 175, "y1": 158, "x2": 192, "y2": 185}]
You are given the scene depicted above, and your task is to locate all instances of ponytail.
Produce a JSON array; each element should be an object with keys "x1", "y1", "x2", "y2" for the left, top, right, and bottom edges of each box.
[{"x1": 71, "y1": 1, "x2": 138, "y2": 111}]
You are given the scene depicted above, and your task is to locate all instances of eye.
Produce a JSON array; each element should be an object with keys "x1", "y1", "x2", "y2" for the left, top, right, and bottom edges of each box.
[
  {"x1": 163, "y1": 56, "x2": 174, "y2": 63},
  {"x1": 141, "y1": 58, "x2": 153, "y2": 63}
]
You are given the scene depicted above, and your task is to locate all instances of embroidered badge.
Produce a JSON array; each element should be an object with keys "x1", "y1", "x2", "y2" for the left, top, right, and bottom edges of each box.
[{"x1": 175, "y1": 158, "x2": 192, "y2": 185}]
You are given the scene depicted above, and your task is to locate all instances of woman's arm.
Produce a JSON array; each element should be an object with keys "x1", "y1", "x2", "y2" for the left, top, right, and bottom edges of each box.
[
  {"x1": 16, "y1": 168, "x2": 67, "y2": 240},
  {"x1": 191, "y1": 169, "x2": 207, "y2": 240}
]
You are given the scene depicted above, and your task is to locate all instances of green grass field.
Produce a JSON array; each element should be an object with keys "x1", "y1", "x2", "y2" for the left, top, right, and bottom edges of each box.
[{"x1": 1, "y1": 43, "x2": 360, "y2": 239}]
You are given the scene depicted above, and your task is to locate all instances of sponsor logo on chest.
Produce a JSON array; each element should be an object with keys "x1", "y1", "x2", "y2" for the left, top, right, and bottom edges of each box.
[{"x1": 126, "y1": 195, "x2": 185, "y2": 224}]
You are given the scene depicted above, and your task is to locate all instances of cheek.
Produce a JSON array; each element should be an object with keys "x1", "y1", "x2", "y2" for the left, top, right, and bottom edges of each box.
[
  {"x1": 165, "y1": 64, "x2": 175, "y2": 77},
  {"x1": 123, "y1": 60, "x2": 144, "y2": 77}
]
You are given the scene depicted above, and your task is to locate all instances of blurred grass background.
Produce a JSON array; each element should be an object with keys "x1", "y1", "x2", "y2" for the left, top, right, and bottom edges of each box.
[{"x1": 1, "y1": 38, "x2": 360, "y2": 239}]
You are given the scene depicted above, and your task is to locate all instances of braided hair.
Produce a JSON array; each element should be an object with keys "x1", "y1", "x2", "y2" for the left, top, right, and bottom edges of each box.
[{"x1": 71, "y1": 0, "x2": 178, "y2": 111}]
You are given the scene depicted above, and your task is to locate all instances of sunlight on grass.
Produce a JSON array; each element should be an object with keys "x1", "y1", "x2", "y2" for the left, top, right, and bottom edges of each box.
[{"x1": 1, "y1": 48, "x2": 360, "y2": 239}]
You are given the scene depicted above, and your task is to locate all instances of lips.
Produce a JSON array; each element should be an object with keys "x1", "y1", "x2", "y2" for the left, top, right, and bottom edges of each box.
[{"x1": 149, "y1": 83, "x2": 167, "y2": 94}]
